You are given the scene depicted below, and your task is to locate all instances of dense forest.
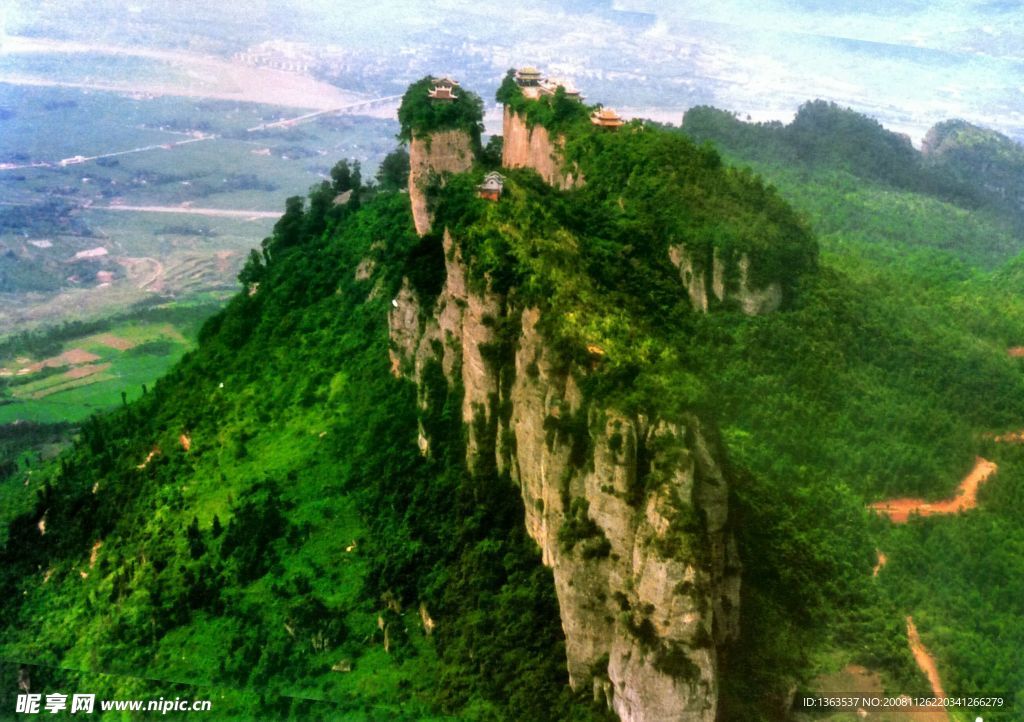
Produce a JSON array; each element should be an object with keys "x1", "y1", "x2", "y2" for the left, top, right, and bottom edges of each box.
[
  {"x1": 0, "y1": 80, "x2": 1023, "y2": 721},
  {"x1": 680, "y1": 102, "x2": 1024, "y2": 720},
  {"x1": 0, "y1": 150, "x2": 615, "y2": 719}
]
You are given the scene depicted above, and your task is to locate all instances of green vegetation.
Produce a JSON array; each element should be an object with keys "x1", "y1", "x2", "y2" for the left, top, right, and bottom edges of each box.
[
  {"x1": 495, "y1": 70, "x2": 592, "y2": 134},
  {"x1": 0, "y1": 301, "x2": 219, "y2": 548},
  {"x1": 0, "y1": 303, "x2": 214, "y2": 425},
  {"x1": 3, "y1": 79, "x2": 1024, "y2": 721},
  {"x1": 0, "y1": 181, "x2": 612, "y2": 719},
  {"x1": 397, "y1": 77, "x2": 484, "y2": 146},
  {"x1": 681, "y1": 100, "x2": 1024, "y2": 720},
  {"x1": 375, "y1": 147, "x2": 410, "y2": 191},
  {"x1": 681, "y1": 103, "x2": 1022, "y2": 268},
  {"x1": 923, "y1": 119, "x2": 1024, "y2": 220}
]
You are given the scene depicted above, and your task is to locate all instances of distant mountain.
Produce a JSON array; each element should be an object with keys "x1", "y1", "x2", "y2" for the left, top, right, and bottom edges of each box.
[
  {"x1": 922, "y1": 118, "x2": 1024, "y2": 218},
  {"x1": 682, "y1": 101, "x2": 1024, "y2": 267}
]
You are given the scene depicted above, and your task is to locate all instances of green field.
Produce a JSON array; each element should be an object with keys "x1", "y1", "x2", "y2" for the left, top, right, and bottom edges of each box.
[{"x1": 1, "y1": 322, "x2": 188, "y2": 424}]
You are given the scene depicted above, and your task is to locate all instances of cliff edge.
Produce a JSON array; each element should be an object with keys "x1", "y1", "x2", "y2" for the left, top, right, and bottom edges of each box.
[
  {"x1": 388, "y1": 229, "x2": 740, "y2": 721},
  {"x1": 408, "y1": 130, "x2": 475, "y2": 234},
  {"x1": 392, "y1": 71, "x2": 817, "y2": 720},
  {"x1": 501, "y1": 106, "x2": 583, "y2": 190}
]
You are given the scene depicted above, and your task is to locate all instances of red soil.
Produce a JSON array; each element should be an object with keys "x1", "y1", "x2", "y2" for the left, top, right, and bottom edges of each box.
[
  {"x1": 89, "y1": 540, "x2": 103, "y2": 569},
  {"x1": 991, "y1": 429, "x2": 1024, "y2": 443},
  {"x1": 94, "y1": 334, "x2": 135, "y2": 351},
  {"x1": 906, "y1": 617, "x2": 948, "y2": 711},
  {"x1": 25, "y1": 348, "x2": 100, "y2": 372},
  {"x1": 65, "y1": 362, "x2": 111, "y2": 380},
  {"x1": 868, "y1": 457, "x2": 996, "y2": 523},
  {"x1": 136, "y1": 447, "x2": 161, "y2": 469}
]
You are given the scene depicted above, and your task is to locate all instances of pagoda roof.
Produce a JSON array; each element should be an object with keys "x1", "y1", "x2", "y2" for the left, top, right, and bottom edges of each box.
[
  {"x1": 477, "y1": 171, "x2": 505, "y2": 193},
  {"x1": 591, "y1": 108, "x2": 625, "y2": 127},
  {"x1": 428, "y1": 86, "x2": 459, "y2": 100},
  {"x1": 540, "y1": 78, "x2": 583, "y2": 99}
]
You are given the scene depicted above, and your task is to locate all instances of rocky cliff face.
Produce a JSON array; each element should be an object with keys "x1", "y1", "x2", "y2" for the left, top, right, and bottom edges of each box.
[
  {"x1": 387, "y1": 228, "x2": 503, "y2": 468},
  {"x1": 388, "y1": 226, "x2": 741, "y2": 721},
  {"x1": 408, "y1": 130, "x2": 476, "y2": 234},
  {"x1": 668, "y1": 244, "x2": 782, "y2": 316},
  {"x1": 501, "y1": 107, "x2": 583, "y2": 189}
]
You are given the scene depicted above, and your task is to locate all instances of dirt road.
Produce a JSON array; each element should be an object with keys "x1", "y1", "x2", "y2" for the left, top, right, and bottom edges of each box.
[
  {"x1": 868, "y1": 458, "x2": 996, "y2": 523},
  {"x1": 906, "y1": 617, "x2": 949, "y2": 719}
]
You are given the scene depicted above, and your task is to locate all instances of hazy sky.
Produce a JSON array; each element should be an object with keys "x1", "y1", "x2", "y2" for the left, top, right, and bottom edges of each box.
[{"x1": 4, "y1": 0, "x2": 1022, "y2": 141}]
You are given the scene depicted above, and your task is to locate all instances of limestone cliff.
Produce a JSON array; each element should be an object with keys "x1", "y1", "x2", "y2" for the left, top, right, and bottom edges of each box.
[
  {"x1": 668, "y1": 244, "x2": 782, "y2": 316},
  {"x1": 388, "y1": 228, "x2": 741, "y2": 722},
  {"x1": 501, "y1": 107, "x2": 583, "y2": 189},
  {"x1": 408, "y1": 130, "x2": 476, "y2": 234}
]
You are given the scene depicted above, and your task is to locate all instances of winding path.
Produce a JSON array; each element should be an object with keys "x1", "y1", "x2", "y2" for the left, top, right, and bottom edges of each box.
[
  {"x1": 906, "y1": 617, "x2": 947, "y2": 702},
  {"x1": 866, "y1": 457, "x2": 1000, "y2": 719},
  {"x1": 868, "y1": 457, "x2": 997, "y2": 523}
]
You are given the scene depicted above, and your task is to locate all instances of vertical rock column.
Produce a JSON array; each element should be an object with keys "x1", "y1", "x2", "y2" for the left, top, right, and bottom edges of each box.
[
  {"x1": 501, "y1": 107, "x2": 583, "y2": 189},
  {"x1": 408, "y1": 129, "x2": 476, "y2": 235}
]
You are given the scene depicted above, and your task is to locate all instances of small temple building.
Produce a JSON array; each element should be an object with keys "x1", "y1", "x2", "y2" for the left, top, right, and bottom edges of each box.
[
  {"x1": 540, "y1": 77, "x2": 583, "y2": 100},
  {"x1": 590, "y1": 107, "x2": 625, "y2": 129},
  {"x1": 476, "y1": 171, "x2": 505, "y2": 201},
  {"x1": 513, "y1": 67, "x2": 583, "y2": 101},
  {"x1": 428, "y1": 76, "x2": 460, "y2": 101},
  {"x1": 514, "y1": 67, "x2": 544, "y2": 87}
]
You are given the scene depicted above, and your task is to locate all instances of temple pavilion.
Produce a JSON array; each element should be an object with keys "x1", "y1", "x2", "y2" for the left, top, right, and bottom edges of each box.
[
  {"x1": 590, "y1": 108, "x2": 625, "y2": 128},
  {"x1": 539, "y1": 77, "x2": 583, "y2": 100},
  {"x1": 427, "y1": 84, "x2": 459, "y2": 101},
  {"x1": 514, "y1": 67, "x2": 544, "y2": 86},
  {"x1": 476, "y1": 171, "x2": 505, "y2": 201},
  {"x1": 428, "y1": 76, "x2": 460, "y2": 100}
]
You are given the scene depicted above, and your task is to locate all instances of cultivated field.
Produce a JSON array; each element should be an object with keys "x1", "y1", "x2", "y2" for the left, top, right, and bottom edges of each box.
[{"x1": 0, "y1": 81, "x2": 400, "y2": 333}]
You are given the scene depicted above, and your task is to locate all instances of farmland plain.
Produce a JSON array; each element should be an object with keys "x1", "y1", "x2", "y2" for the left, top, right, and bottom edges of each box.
[{"x1": 0, "y1": 53, "x2": 400, "y2": 453}]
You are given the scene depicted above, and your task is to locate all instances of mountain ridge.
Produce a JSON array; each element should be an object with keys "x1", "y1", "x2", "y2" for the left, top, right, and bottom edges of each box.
[{"x1": 3, "y1": 74, "x2": 1024, "y2": 721}]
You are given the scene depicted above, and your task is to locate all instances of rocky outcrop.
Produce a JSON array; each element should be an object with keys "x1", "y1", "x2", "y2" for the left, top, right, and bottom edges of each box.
[
  {"x1": 389, "y1": 229, "x2": 740, "y2": 721},
  {"x1": 502, "y1": 107, "x2": 583, "y2": 189},
  {"x1": 668, "y1": 244, "x2": 781, "y2": 316},
  {"x1": 388, "y1": 229, "x2": 502, "y2": 467},
  {"x1": 408, "y1": 130, "x2": 476, "y2": 235}
]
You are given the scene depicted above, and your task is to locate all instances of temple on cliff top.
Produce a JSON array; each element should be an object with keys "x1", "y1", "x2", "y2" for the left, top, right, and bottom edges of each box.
[
  {"x1": 590, "y1": 107, "x2": 624, "y2": 128},
  {"x1": 397, "y1": 69, "x2": 747, "y2": 722},
  {"x1": 427, "y1": 76, "x2": 460, "y2": 101},
  {"x1": 514, "y1": 65, "x2": 583, "y2": 102}
]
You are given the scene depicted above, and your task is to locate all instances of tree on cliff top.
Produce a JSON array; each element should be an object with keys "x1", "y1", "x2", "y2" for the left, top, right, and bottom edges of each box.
[{"x1": 397, "y1": 76, "x2": 484, "y2": 146}]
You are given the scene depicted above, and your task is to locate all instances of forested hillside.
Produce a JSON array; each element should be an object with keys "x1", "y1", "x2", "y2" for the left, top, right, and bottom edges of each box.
[
  {"x1": 0, "y1": 175, "x2": 621, "y2": 719},
  {"x1": 682, "y1": 102, "x2": 1024, "y2": 720},
  {"x1": 0, "y1": 85, "x2": 1022, "y2": 721}
]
